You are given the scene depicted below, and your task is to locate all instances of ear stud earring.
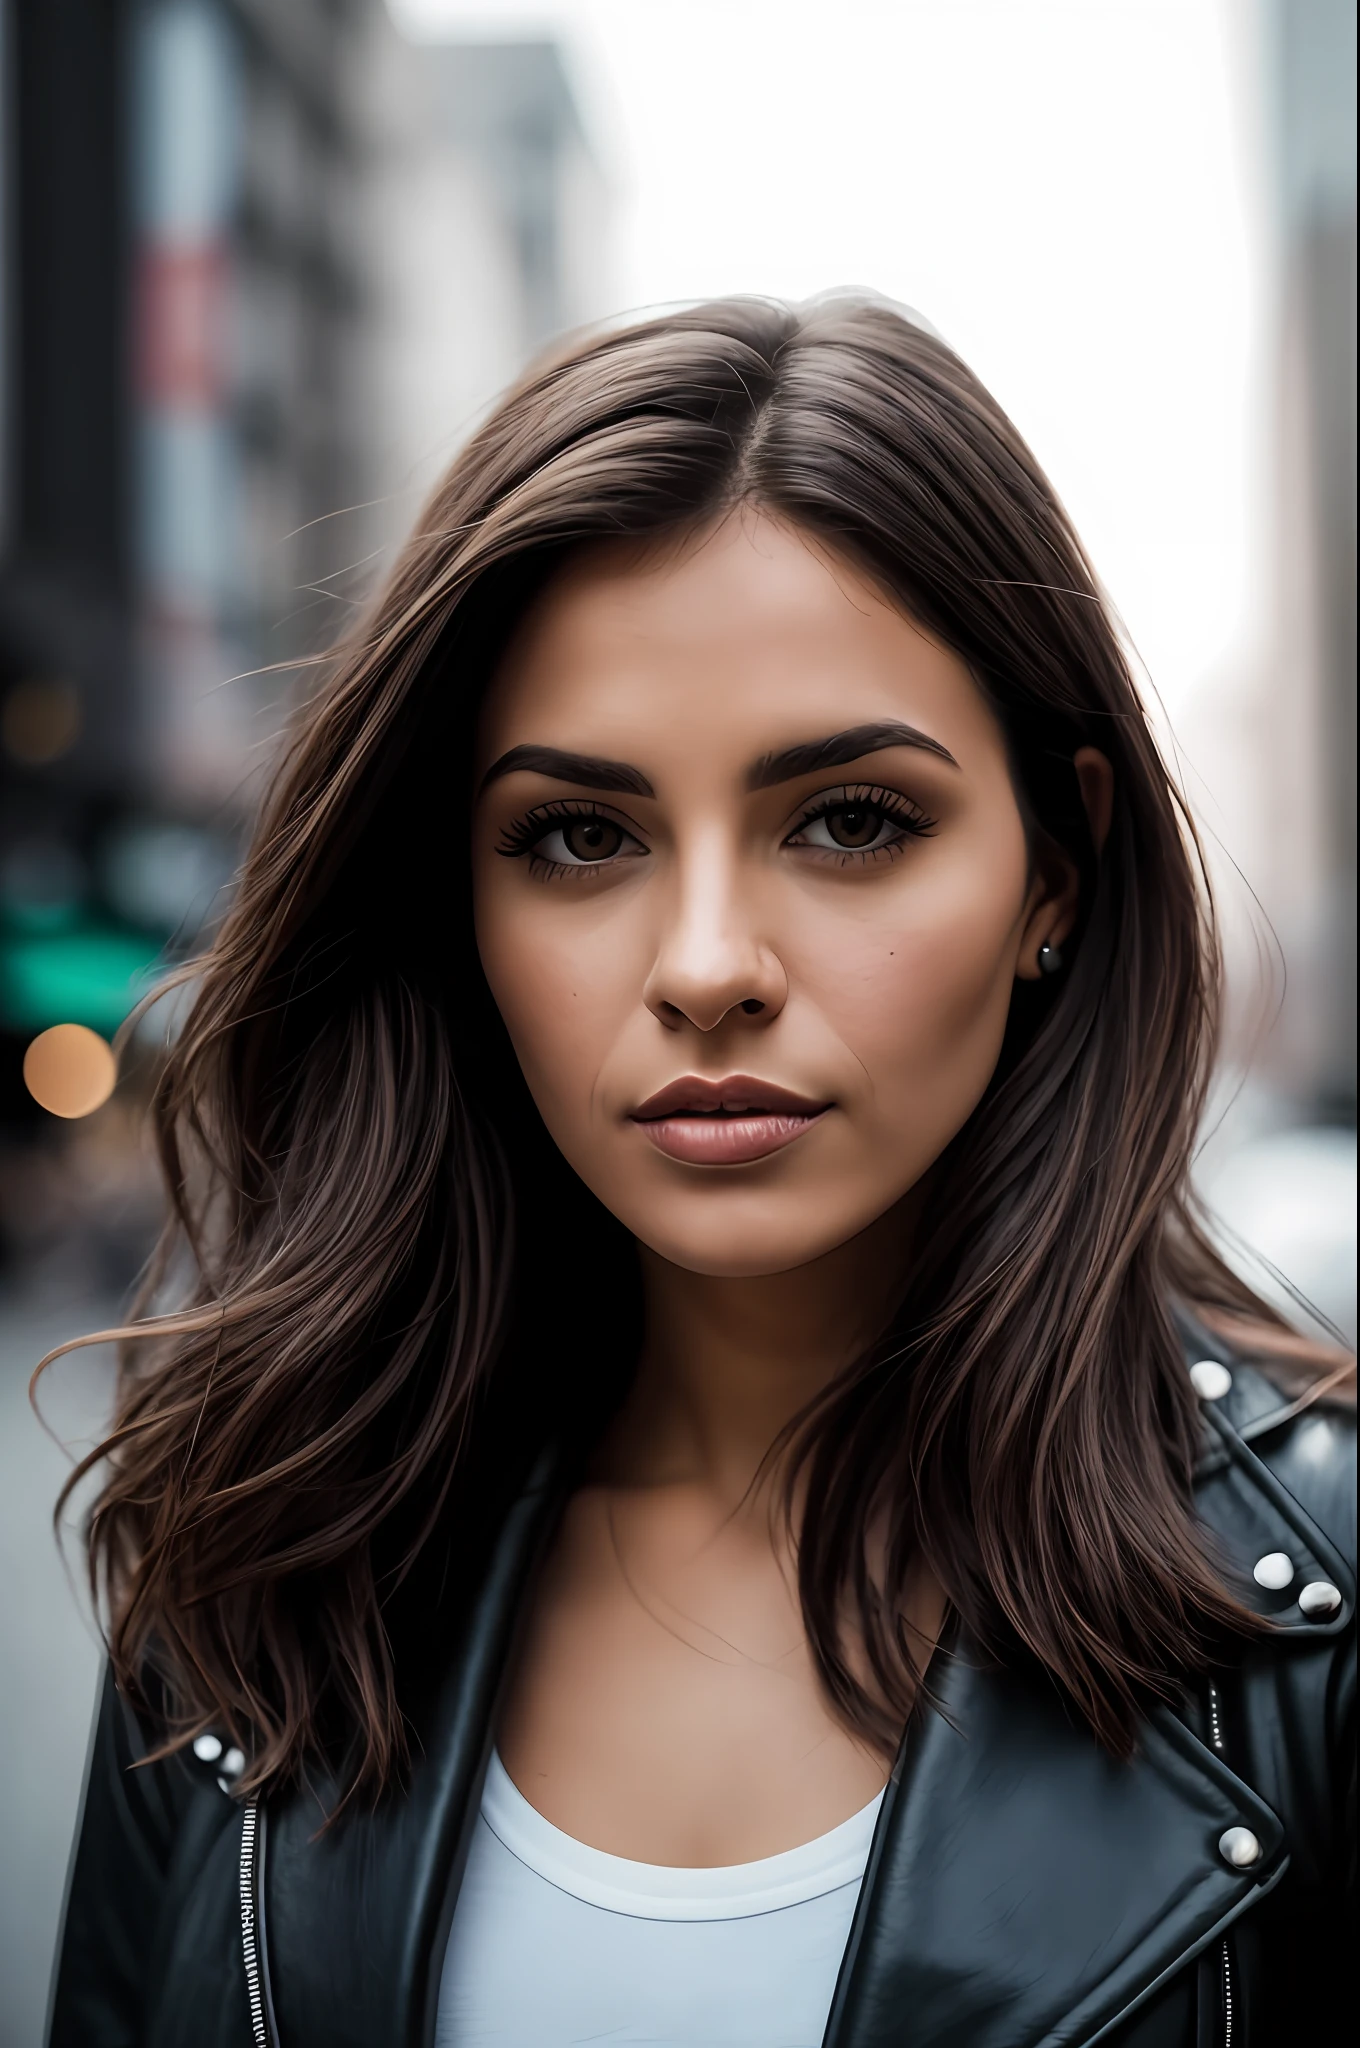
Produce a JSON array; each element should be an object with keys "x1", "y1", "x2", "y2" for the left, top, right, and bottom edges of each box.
[{"x1": 1037, "y1": 941, "x2": 1064, "y2": 975}]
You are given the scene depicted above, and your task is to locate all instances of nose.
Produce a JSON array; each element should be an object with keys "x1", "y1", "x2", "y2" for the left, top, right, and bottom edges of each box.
[{"x1": 642, "y1": 831, "x2": 788, "y2": 1033}]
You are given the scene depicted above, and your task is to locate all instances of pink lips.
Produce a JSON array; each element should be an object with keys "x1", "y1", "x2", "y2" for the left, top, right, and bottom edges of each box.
[{"x1": 630, "y1": 1075, "x2": 829, "y2": 1165}]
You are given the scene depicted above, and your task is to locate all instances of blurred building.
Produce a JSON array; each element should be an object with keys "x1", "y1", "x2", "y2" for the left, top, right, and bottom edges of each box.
[
  {"x1": 134, "y1": 0, "x2": 374, "y2": 804},
  {"x1": 360, "y1": 28, "x2": 611, "y2": 548},
  {"x1": 1262, "y1": 0, "x2": 1356, "y2": 1125},
  {"x1": 1197, "y1": 0, "x2": 1356, "y2": 1346},
  {"x1": 0, "y1": 0, "x2": 610, "y2": 1291}
]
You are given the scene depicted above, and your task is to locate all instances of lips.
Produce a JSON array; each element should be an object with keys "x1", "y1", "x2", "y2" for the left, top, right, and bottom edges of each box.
[{"x1": 630, "y1": 1074, "x2": 829, "y2": 1165}]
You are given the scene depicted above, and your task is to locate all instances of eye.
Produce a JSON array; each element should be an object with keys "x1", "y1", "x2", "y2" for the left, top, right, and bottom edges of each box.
[
  {"x1": 801, "y1": 801, "x2": 896, "y2": 851},
  {"x1": 540, "y1": 817, "x2": 627, "y2": 864},
  {"x1": 786, "y1": 786, "x2": 935, "y2": 860},
  {"x1": 496, "y1": 803, "x2": 646, "y2": 873}
]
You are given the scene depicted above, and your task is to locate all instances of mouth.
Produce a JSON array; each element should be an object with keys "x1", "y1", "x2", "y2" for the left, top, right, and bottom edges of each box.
[{"x1": 629, "y1": 1074, "x2": 831, "y2": 1166}]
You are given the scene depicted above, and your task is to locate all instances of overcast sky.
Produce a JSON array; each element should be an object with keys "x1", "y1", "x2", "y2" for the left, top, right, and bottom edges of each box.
[{"x1": 389, "y1": 0, "x2": 1276, "y2": 728}]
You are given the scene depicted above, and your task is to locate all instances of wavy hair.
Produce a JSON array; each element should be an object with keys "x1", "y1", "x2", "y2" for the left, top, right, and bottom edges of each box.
[{"x1": 46, "y1": 296, "x2": 1332, "y2": 1804}]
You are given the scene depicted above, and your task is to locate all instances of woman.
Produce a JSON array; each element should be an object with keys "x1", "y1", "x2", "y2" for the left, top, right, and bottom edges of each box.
[{"x1": 47, "y1": 298, "x2": 1353, "y2": 2048}]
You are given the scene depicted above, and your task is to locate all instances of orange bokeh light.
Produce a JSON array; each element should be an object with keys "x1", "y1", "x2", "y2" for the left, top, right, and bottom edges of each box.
[{"x1": 22, "y1": 1024, "x2": 118, "y2": 1119}]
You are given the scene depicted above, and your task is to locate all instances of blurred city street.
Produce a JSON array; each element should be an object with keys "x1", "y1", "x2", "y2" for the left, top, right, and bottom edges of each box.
[{"x1": 0, "y1": 0, "x2": 1354, "y2": 2038}]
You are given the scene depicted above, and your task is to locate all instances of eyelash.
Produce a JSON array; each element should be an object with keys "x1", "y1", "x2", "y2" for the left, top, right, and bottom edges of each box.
[
  {"x1": 495, "y1": 784, "x2": 939, "y2": 877},
  {"x1": 495, "y1": 799, "x2": 640, "y2": 879},
  {"x1": 785, "y1": 784, "x2": 938, "y2": 863}
]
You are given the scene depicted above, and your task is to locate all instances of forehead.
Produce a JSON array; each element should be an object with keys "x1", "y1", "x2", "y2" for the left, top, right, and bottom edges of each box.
[{"x1": 475, "y1": 512, "x2": 1000, "y2": 775}]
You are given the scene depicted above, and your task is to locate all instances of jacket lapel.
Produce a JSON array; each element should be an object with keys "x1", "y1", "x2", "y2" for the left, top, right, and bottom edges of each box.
[
  {"x1": 260, "y1": 1442, "x2": 573, "y2": 2048},
  {"x1": 823, "y1": 1638, "x2": 1285, "y2": 2048}
]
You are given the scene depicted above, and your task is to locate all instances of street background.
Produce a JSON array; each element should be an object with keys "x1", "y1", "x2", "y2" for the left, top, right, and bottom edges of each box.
[{"x1": 0, "y1": 2, "x2": 1355, "y2": 2039}]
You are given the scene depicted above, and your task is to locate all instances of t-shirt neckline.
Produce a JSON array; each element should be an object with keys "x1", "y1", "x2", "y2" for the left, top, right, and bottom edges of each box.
[{"x1": 481, "y1": 1749, "x2": 885, "y2": 1922}]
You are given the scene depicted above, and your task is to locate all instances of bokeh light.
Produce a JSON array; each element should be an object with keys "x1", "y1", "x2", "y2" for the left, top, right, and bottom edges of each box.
[
  {"x1": 1, "y1": 679, "x2": 83, "y2": 768},
  {"x1": 21, "y1": 1024, "x2": 118, "y2": 1120}
]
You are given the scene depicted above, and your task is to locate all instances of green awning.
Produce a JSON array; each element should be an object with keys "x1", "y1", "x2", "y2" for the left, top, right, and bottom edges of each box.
[{"x1": 0, "y1": 924, "x2": 167, "y2": 1036}]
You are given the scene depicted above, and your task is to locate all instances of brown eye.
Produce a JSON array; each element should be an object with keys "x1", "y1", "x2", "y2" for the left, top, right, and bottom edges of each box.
[
  {"x1": 784, "y1": 787, "x2": 933, "y2": 861},
  {"x1": 561, "y1": 818, "x2": 623, "y2": 862},
  {"x1": 497, "y1": 808, "x2": 645, "y2": 870},
  {"x1": 824, "y1": 803, "x2": 884, "y2": 849}
]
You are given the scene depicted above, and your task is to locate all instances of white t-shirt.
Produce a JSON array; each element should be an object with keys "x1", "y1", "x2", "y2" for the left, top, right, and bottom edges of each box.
[{"x1": 437, "y1": 1750, "x2": 883, "y2": 2047}]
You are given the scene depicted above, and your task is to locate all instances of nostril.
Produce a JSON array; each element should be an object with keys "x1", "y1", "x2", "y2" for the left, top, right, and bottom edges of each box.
[{"x1": 740, "y1": 999, "x2": 764, "y2": 1015}]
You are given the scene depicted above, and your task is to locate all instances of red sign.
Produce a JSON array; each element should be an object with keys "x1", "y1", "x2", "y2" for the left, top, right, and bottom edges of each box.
[{"x1": 137, "y1": 245, "x2": 227, "y2": 407}]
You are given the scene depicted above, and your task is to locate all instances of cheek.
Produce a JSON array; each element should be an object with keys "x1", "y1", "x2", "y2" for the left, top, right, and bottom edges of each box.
[
  {"x1": 795, "y1": 844, "x2": 1029, "y2": 1121},
  {"x1": 473, "y1": 874, "x2": 635, "y2": 1128}
]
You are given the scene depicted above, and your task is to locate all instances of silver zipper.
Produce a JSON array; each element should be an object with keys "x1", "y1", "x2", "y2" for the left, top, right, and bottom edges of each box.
[
  {"x1": 240, "y1": 1801, "x2": 273, "y2": 2048},
  {"x1": 1207, "y1": 1683, "x2": 1234, "y2": 2048}
]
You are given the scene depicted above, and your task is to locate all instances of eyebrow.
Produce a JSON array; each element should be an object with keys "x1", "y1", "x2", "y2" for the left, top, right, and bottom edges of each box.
[
  {"x1": 477, "y1": 745, "x2": 655, "y2": 797},
  {"x1": 477, "y1": 719, "x2": 958, "y2": 800},
  {"x1": 746, "y1": 720, "x2": 958, "y2": 788}
]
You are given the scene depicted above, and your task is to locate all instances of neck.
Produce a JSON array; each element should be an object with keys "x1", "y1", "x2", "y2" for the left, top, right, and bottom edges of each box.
[{"x1": 601, "y1": 1197, "x2": 916, "y2": 1505}]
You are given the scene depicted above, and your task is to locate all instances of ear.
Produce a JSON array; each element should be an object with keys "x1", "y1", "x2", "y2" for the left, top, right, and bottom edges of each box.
[
  {"x1": 1015, "y1": 747, "x2": 1114, "y2": 981},
  {"x1": 1074, "y1": 746, "x2": 1113, "y2": 854}
]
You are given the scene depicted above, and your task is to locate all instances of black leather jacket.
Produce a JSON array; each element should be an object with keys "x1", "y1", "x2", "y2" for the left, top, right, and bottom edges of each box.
[{"x1": 48, "y1": 1357, "x2": 1355, "y2": 2048}]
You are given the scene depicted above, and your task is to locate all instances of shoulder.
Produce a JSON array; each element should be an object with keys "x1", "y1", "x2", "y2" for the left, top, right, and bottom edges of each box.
[
  {"x1": 1242, "y1": 1388, "x2": 1355, "y2": 1575},
  {"x1": 1187, "y1": 1341, "x2": 1356, "y2": 1616}
]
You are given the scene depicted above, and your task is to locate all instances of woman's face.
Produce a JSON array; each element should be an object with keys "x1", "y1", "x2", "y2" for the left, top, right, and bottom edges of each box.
[{"x1": 472, "y1": 513, "x2": 1076, "y2": 1279}]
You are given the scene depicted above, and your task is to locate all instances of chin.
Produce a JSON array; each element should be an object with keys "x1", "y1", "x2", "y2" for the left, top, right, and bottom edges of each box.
[{"x1": 629, "y1": 1202, "x2": 883, "y2": 1280}]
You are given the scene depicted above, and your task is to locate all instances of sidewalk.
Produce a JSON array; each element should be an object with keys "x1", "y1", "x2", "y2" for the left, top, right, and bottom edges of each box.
[{"x1": 0, "y1": 1294, "x2": 117, "y2": 2048}]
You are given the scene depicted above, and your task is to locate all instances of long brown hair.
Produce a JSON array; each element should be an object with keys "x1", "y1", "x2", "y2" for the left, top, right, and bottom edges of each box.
[{"x1": 46, "y1": 296, "x2": 1334, "y2": 1804}]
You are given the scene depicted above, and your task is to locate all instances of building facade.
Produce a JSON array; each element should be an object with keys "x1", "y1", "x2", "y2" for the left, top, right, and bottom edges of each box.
[{"x1": 0, "y1": 0, "x2": 609, "y2": 1271}]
